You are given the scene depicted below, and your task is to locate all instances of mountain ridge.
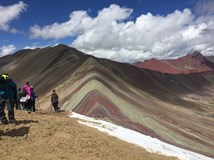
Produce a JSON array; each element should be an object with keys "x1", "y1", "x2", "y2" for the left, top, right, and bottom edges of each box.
[
  {"x1": 133, "y1": 51, "x2": 214, "y2": 74},
  {"x1": 0, "y1": 44, "x2": 214, "y2": 158}
]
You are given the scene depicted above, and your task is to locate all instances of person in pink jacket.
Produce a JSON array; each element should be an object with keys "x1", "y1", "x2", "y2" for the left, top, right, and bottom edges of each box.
[
  {"x1": 23, "y1": 81, "x2": 31, "y2": 97},
  {"x1": 23, "y1": 81, "x2": 32, "y2": 111}
]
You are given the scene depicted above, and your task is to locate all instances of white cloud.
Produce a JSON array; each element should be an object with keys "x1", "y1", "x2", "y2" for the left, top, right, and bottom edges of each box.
[
  {"x1": 23, "y1": 45, "x2": 43, "y2": 50},
  {"x1": 194, "y1": 0, "x2": 214, "y2": 15},
  {"x1": 0, "y1": 1, "x2": 27, "y2": 32},
  {"x1": 29, "y1": 10, "x2": 92, "y2": 39},
  {"x1": 29, "y1": 4, "x2": 132, "y2": 40},
  {"x1": 23, "y1": 41, "x2": 60, "y2": 50},
  {"x1": 0, "y1": 45, "x2": 16, "y2": 57},
  {"x1": 29, "y1": 4, "x2": 214, "y2": 63}
]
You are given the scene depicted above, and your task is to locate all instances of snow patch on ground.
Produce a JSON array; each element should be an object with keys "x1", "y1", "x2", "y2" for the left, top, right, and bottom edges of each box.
[{"x1": 69, "y1": 112, "x2": 213, "y2": 160}]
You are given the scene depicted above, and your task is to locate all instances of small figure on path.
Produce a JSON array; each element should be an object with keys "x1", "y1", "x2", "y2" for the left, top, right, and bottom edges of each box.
[{"x1": 51, "y1": 90, "x2": 59, "y2": 112}]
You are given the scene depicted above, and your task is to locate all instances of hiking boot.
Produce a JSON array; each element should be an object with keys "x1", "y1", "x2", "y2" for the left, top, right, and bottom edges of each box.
[
  {"x1": 9, "y1": 119, "x2": 16, "y2": 124},
  {"x1": 0, "y1": 120, "x2": 8, "y2": 125}
]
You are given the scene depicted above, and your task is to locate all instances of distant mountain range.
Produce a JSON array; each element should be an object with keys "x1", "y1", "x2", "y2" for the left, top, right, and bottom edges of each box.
[
  {"x1": 134, "y1": 51, "x2": 214, "y2": 74},
  {"x1": 0, "y1": 45, "x2": 214, "y2": 158}
]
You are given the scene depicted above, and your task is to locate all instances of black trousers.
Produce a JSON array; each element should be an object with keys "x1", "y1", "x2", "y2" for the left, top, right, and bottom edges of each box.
[
  {"x1": 0, "y1": 97, "x2": 15, "y2": 122},
  {"x1": 52, "y1": 101, "x2": 59, "y2": 112},
  {"x1": 31, "y1": 100, "x2": 36, "y2": 112}
]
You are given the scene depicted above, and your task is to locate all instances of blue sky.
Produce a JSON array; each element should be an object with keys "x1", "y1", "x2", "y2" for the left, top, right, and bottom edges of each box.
[{"x1": 0, "y1": 0, "x2": 214, "y2": 62}]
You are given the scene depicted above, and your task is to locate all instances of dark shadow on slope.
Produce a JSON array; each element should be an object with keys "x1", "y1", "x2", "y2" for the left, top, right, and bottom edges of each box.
[
  {"x1": 15, "y1": 120, "x2": 39, "y2": 125},
  {"x1": 0, "y1": 127, "x2": 30, "y2": 137},
  {"x1": 40, "y1": 48, "x2": 69, "y2": 73},
  {"x1": 149, "y1": 91, "x2": 208, "y2": 112}
]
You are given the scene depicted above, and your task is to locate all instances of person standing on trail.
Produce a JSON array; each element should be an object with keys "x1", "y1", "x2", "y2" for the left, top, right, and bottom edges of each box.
[
  {"x1": 23, "y1": 81, "x2": 31, "y2": 98},
  {"x1": 51, "y1": 90, "x2": 59, "y2": 112},
  {"x1": 14, "y1": 88, "x2": 22, "y2": 110},
  {"x1": 15, "y1": 88, "x2": 22, "y2": 110},
  {"x1": 30, "y1": 86, "x2": 37, "y2": 112},
  {"x1": 0, "y1": 74, "x2": 17, "y2": 124},
  {"x1": 23, "y1": 81, "x2": 32, "y2": 111}
]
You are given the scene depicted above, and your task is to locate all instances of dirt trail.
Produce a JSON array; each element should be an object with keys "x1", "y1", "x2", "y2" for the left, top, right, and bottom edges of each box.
[{"x1": 0, "y1": 110, "x2": 178, "y2": 160}]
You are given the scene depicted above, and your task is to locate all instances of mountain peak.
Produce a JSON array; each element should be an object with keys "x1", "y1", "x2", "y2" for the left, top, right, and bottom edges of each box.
[
  {"x1": 191, "y1": 51, "x2": 204, "y2": 59},
  {"x1": 54, "y1": 44, "x2": 70, "y2": 49}
]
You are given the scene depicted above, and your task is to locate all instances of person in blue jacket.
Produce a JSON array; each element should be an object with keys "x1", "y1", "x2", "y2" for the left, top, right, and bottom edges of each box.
[
  {"x1": 0, "y1": 73, "x2": 17, "y2": 124},
  {"x1": 30, "y1": 86, "x2": 37, "y2": 112}
]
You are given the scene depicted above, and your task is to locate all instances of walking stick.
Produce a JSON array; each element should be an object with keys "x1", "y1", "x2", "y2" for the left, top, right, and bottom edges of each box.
[{"x1": 36, "y1": 97, "x2": 40, "y2": 110}]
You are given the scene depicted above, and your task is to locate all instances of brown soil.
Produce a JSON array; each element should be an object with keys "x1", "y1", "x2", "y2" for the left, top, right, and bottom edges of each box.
[{"x1": 0, "y1": 110, "x2": 178, "y2": 160}]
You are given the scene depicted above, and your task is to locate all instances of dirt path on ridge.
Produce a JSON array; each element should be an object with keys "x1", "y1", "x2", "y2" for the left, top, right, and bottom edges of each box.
[{"x1": 0, "y1": 110, "x2": 178, "y2": 160}]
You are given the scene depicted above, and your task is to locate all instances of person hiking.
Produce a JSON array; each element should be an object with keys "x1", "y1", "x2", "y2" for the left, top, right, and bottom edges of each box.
[
  {"x1": 19, "y1": 87, "x2": 29, "y2": 110},
  {"x1": 23, "y1": 81, "x2": 31, "y2": 98},
  {"x1": 51, "y1": 90, "x2": 59, "y2": 112},
  {"x1": 22, "y1": 81, "x2": 32, "y2": 111},
  {"x1": 30, "y1": 86, "x2": 37, "y2": 112},
  {"x1": 0, "y1": 73, "x2": 17, "y2": 124},
  {"x1": 15, "y1": 88, "x2": 22, "y2": 110}
]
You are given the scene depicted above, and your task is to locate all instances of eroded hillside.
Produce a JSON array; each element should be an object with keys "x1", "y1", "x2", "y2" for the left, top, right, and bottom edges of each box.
[{"x1": 1, "y1": 45, "x2": 214, "y2": 158}]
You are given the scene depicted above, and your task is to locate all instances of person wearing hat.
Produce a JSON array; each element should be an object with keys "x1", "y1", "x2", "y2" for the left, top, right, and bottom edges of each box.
[
  {"x1": 30, "y1": 86, "x2": 37, "y2": 112},
  {"x1": 0, "y1": 74, "x2": 17, "y2": 124}
]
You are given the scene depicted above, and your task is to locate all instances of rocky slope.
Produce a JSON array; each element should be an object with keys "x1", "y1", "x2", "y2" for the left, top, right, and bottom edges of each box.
[
  {"x1": 0, "y1": 110, "x2": 178, "y2": 160},
  {"x1": 0, "y1": 45, "x2": 214, "y2": 158}
]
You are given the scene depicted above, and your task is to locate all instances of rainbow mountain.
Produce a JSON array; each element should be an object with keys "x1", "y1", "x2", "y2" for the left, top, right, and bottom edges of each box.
[{"x1": 0, "y1": 44, "x2": 214, "y2": 158}]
